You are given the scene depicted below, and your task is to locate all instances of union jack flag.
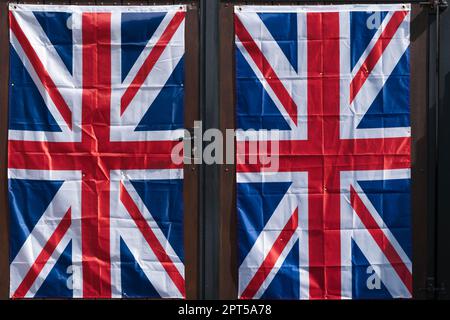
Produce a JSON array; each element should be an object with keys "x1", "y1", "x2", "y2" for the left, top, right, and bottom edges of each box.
[
  {"x1": 236, "y1": 5, "x2": 412, "y2": 299},
  {"x1": 8, "y1": 4, "x2": 185, "y2": 298}
]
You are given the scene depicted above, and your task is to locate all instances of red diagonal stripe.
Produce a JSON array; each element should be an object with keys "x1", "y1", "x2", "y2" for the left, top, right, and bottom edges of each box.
[
  {"x1": 9, "y1": 12, "x2": 73, "y2": 130},
  {"x1": 350, "y1": 186, "x2": 412, "y2": 295},
  {"x1": 240, "y1": 208, "x2": 298, "y2": 299},
  {"x1": 349, "y1": 10, "x2": 408, "y2": 104},
  {"x1": 120, "y1": 11, "x2": 185, "y2": 115},
  {"x1": 120, "y1": 182, "x2": 185, "y2": 298},
  {"x1": 235, "y1": 15, "x2": 298, "y2": 126},
  {"x1": 12, "y1": 208, "x2": 71, "y2": 299}
]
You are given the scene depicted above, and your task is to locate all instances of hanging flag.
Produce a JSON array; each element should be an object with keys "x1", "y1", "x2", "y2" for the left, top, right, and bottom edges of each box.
[
  {"x1": 235, "y1": 4, "x2": 412, "y2": 299},
  {"x1": 8, "y1": 4, "x2": 185, "y2": 299}
]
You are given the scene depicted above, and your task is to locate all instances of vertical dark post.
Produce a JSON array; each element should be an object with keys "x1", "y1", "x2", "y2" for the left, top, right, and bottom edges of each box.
[
  {"x1": 437, "y1": 0, "x2": 450, "y2": 299},
  {"x1": 199, "y1": 0, "x2": 220, "y2": 299},
  {"x1": 433, "y1": 1, "x2": 441, "y2": 299},
  {"x1": 427, "y1": 2, "x2": 439, "y2": 299},
  {"x1": 410, "y1": 3, "x2": 430, "y2": 299},
  {"x1": 183, "y1": 3, "x2": 201, "y2": 299},
  {"x1": 218, "y1": 2, "x2": 237, "y2": 299}
]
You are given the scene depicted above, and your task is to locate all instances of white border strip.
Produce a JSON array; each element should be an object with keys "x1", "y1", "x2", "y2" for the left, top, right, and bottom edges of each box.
[
  {"x1": 9, "y1": 4, "x2": 186, "y2": 13},
  {"x1": 235, "y1": 4, "x2": 410, "y2": 13}
]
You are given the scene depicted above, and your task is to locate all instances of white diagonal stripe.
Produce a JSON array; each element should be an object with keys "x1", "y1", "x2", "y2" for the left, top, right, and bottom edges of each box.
[
  {"x1": 339, "y1": 9, "x2": 411, "y2": 139},
  {"x1": 109, "y1": 173, "x2": 184, "y2": 298},
  {"x1": 351, "y1": 13, "x2": 410, "y2": 126},
  {"x1": 238, "y1": 171, "x2": 308, "y2": 299},
  {"x1": 340, "y1": 169, "x2": 411, "y2": 299},
  {"x1": 110, "y1": 11, "x2": 185, "y2": 141},
  {"x1": 352, "y1": 218, "x2": 412, "y2": 298},
  {"x1": 235, "y1": 11, "x2": 307, "y2": 138},
  {"x1": 10, "y1": 184, "x2": 72, "y2": 296},
  {"x1": 9, "y1": 10, "x2": 83, "y2": 141}
]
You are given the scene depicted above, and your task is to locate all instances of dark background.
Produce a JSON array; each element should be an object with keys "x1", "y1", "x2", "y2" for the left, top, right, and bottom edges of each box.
[{"x1": 0, "y1": 0, "x2": 447, "y2": 300}]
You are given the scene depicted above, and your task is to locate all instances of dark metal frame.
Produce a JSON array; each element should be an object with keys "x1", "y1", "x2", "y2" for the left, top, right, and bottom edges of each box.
[
  {"x1": 0, "y1": 0, "x2": 448, "y2": 299},
  {"x1": 199, "y1": 0, "x2": 220, "y2": 299},
  {"x1": 435, "y1": 0, "x2": 450, "y2": 300}
]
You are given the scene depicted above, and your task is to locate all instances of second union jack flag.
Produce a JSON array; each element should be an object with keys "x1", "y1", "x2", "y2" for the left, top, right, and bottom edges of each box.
[
  {"x1": 8, "y1": 4, "x2": 185, "y2": 298},
  {"x1": 236, "y1": 4, "x2": 412, "y2": 299}
]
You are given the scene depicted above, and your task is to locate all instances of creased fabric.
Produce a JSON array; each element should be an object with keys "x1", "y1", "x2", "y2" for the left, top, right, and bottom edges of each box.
[
  {"x1": 8, "y1": 4, "x2": 185, "y2": 299},
  {"x1": 235, "y1": 4, "x2": 412, "y2": 300}
]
